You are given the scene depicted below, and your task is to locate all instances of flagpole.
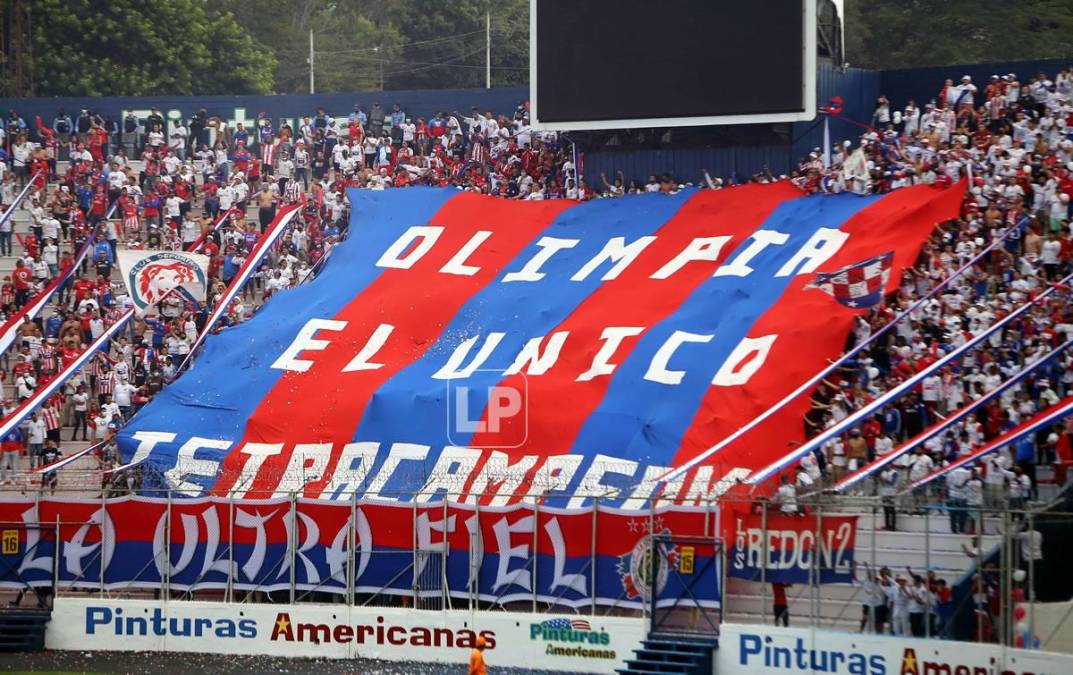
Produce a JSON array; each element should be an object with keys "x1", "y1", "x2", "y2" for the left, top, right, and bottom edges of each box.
[
  {"x1": 746, "y1": 269, "x2": 1073, "y2": 487},
  {"x1": 822, "y1": 115, "x2": 831, "y2": 169}
]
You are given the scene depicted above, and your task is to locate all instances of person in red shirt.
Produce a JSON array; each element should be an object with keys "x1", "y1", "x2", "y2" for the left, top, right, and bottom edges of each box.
[
  {"x1": 72, "y1": 274, "x2": 96, "y2": 305},
  {"x1": 89, "y1": 187, "x2": 108, "y2": 227},
  {"x1": 87, "y1": 124, "x2": 106, "y2": 166},
  {"x1": 772, "y1": 582, "x2": 790, "y2": 626},
  {"x1": 0, "y1": 277, "x2": 14, "y2": 310},
  {"x1": 12, "y1": 260, "x2": 32, "y2": 307}
]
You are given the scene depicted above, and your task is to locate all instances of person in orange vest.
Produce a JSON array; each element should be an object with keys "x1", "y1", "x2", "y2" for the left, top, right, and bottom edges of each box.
[{"x1": 468, "y1": 634, "x2": 487, "y2": 675}]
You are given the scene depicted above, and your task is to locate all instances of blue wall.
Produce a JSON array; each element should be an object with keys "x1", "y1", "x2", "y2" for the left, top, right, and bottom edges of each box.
[
  {"x1": 880, "y1": 57, "x2": 1073, "y2": 110},
  {"x1": 4, "y1": 55, "x2": 1069, "y2": 186}
]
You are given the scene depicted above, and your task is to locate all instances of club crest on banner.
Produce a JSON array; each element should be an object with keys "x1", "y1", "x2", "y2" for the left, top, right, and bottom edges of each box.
[
  {"x1": 118, "y1": 250, "x2": 210, "y2": 314},
  {"x1": 617, "y1": 521, "x2": 679, "y2": 601}
]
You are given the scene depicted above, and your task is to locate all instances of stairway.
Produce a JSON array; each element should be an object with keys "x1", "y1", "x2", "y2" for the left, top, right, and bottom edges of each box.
[
  {"x1": 0, "y1": 608, "x2": 51, "y2": 652},
  {"x1": 0, "y1": 159, "x2": 260, "y2": 496},
  {"x1": 616, "y1": 634, "x2": 717, "y2": 675}
]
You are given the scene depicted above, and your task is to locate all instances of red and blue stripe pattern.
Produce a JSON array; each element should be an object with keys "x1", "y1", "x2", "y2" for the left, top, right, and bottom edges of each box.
[{"x1": 118, "y1": 184, "x2": 964, "y2": 505}]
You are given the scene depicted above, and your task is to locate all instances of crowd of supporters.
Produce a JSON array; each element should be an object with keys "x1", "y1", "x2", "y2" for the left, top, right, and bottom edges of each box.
[
  {"x1": 772, "y1": 70, "x2": 1073, "y2": 528},
  {"x1": 0, "y1": 69, "x2": 1070, "y2": 502}
]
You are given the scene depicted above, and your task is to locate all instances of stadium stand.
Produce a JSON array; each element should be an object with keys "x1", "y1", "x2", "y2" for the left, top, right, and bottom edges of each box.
[{"x1": 0, "y1": 62, "x2": 1068, "y2": 661}]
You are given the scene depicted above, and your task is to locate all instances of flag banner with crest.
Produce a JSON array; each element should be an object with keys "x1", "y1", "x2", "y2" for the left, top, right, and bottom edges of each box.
[
  {"x1": 117, "y1": 250, "x2": 211, "y2": 315},
  {"x1": 808, "y1": 251, "x2": 893, "y2": 310},
  {"x1": 117, "y1": 183, "x2": 963, "y2": 507},
  {"x1": 0, "y1": 496, "x2": 718, "y2": 608}
]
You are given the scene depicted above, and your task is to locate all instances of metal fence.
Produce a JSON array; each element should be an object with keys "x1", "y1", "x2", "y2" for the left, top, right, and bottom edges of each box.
[
  {"x1": 2, "y1": 486, "x2": 1069, "y2": 651},
  {"x1": 715, "y1": 493, "x2": 1072, "y2": 652},
  {"x1": 0, "y1": 489, "x2": 722, "y2": 625}
]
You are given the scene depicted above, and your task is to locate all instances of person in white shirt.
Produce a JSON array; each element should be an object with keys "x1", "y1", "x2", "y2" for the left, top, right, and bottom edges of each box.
[
  {"x1": 112, "y1": 377, "x2": 138, "y2": 421},
  {"x1": 168, "y1": 120, "x2": 188, "y2": 160},
  {"x1": 855, "y1": 562, "x2": 891, "y2": 633},
  {"x1": 25, "y1": 413, "x2": 46, "y2": 468},
  {"x1": 888, "y1": 575, "x2": 912, "y2": 636},
  {"x1": 774, "y1": 475, "x2": 798, "y2": 514},
  {"x1": 181, "y1": 215, "x2": 200, "y2": 249},
  {"x1": 946, "y1": 465, "x2": 972, "y2": 533},
  {"x1": 983, "y1": 452, "x2": 1010, "y2": 508},
  {"x1": 15, "y1": 371, "x2": 36, "y2": 402},
  {"x1": 1006, "y1": 465, "x2": 1032, "y2": 511},
  {"x1": 100, "y1": 395, "x2": 121, "y2": 426},
  {"x1": 164, "y1": 194, "x2": 181, "y2": 224},
  {"x1": 907, "y1": 575, "x2": 932, "y2": 637}
]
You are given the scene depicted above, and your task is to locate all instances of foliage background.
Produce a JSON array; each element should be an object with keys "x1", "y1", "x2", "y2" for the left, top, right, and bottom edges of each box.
[{"x1": 17, "y1": 0, "x2": 1073, "y2": 96}]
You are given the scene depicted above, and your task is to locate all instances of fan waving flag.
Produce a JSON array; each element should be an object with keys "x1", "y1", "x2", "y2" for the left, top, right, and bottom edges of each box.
[
  {"x1": 808, "y1": 251, "x2": 893, "y2": 310},
  {"x1": 118, "y1": 183, "x2": 964, "y2": 507}
]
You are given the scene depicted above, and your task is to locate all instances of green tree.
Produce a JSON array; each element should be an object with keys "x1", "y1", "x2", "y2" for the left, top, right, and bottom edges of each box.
[
  {"x1": 845, "y1": 0, "x2": 1073, "y2": 70},
  {"x1": 28, "y1": 0, "x2": 275, "y2": 96},
  {"x1": 225, "y1": 0, "x2": 404, "y2": 93},
  {"x1": 377, "y1": 0, "x2": 529, "y2": 90}
]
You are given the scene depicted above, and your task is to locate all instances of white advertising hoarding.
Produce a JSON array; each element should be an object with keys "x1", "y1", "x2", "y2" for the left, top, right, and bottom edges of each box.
[
  {"x1": 48, "y1": 598, "x2": 645, "y2": 674},
  {"x1": 718, "y1": 623, "x2": 1073, "y2": 675}
]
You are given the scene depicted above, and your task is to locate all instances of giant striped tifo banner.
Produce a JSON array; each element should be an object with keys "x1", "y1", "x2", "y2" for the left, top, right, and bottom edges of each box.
[{"x1": 118, "y1": 184, "x2": 964, "y2": 506}]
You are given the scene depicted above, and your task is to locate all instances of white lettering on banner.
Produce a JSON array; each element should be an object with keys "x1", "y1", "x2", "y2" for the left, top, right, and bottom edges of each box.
[
  {"x1": 228, "y1": 443, "x2": 283, "y2": 499},
  {"x1": 318, "y1": 442, "x2": 379, "y2": 500},
  {"x1": 372, "y1": 229, "x2": 852, "y2": 282},
  {"x1": 439, "y1": 230, "x2": 492, "y2": 276},
  {"x1": 432, "y1": 332, "x2": 506, "y2": 380},
  {"x1": 711, "y1": 334, "x2": 778, "y2": 386},
  {"x1": 732, "y1": 518, "x2": 854, "y2": 574},
  {"x1": 364, "y1": 443, "x2": 429, "y2": 501},
  {"x1": 279, "y1": 511, "x2": 320, "y2": 583},
  {"x1": 713, "y1": 230, "x2": 791, "y2": 277},
  {"x1": 575, "y1": 326, "x2": 645, "y2": 382},
  {"x1": 46, "y1": 599, "x2": 649, "y2": 673},
  {"x1": 272, "y1": 443, "x2": 332, "y2": 498},
  {"x1": 461, "y1": 452, "x2": 538, "y2": 506},
  {"x1": 543, "y1": 518, "x2": 587, "y2": 596},
  {"x1": 376, "y1": 225, "x2": 444, "y2": 269},
  {"x1": 416, "y1": 446, "x2": 481, "y2": 503},
  {"x1": 415, "y1": 510, "x2": 457, "y2": 578},
  {"x1": 129, "y1": 431, "x2": 178, "y2": 464},
  {"x1": 650, "y1": 236, "x2": 733, "y2": 279},
  {"x1": 153, "y1": 505, "x2": 236, "y2": 580},
  {"x1": 165, "y1": 438, "x2": 230, "y2": 496},
  {"x1": 492, "y1": 514, "x2": 533, "y2": 592},
  {"x1": 350, "y1": 507, "x2": 373, "y2": 582},
  {"x1": 17, "y1": 505, "x2": 115, "y2": 579},
  {"x1": 503, "y1": 237, "x2": 580, "y2": 282},
  {"x1": 271, "y1": 319, "x2": 347, "y2": 373},
  {"x1": 341, "y1": 323, "x2": 394, "y2": 372},
  {"x1": 566, "y1": 454, "x2": 639, "y2": 509},
  {"x1": 267, "y1": 323, "x2": 778, "y2": 388},
  {"x1": 505, "y1": 332, "x2": 569, "y2": 376},
  {"x1": 536, "y1": 455, "x2": 584, "y2": 496},
  {"x1": 571, "y1": 236, "x2": 657, "y2": 281},
  {"x1": 138, "y1": 435, "x2": 752, "y2": 506},
  {"x1": 66, "y1": 508, "x2": 115, "y2": 578},
  {"x1": 234, "y1": 508, "x2": 277, "y2": 582},
  {"x1": 644, "y1": 331, "x2": 714, "y2": 385},
  {"x1": 774, "y1": 227, "x2": 849, "y2": 277}
]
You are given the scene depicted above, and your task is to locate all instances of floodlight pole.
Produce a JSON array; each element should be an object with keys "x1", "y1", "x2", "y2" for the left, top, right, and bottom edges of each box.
[
  {"x1": 485, "y1": 11, "x2": 491, "y2": 89},
  {"x1": 309, "y1": 29, "x2": 315, "y2": 95}
]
